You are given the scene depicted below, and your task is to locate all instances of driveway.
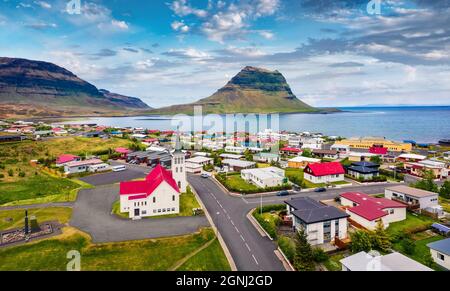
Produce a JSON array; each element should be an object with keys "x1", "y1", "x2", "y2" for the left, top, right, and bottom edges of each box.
[{"x1": 70, "y1": 184, "x2": 209, "y2": 243}]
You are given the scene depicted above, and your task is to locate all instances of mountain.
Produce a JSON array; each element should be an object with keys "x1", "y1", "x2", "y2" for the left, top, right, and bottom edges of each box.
[
  {"x1": 149, "y1": 66, "x2": 320, "y2": 115},
  {"x1": 0, "y1": 57, "x2": 150, "y2": 117}
]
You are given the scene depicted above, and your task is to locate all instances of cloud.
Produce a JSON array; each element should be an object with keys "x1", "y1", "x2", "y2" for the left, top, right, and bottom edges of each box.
[
  {"x1": 169, "y1": 0, "x2": 208, "y2": 17},
  {"x1": 24, "y1": 22, "x2": 57, "y2": 30},
  {"x1": 163, "y1": 48, "x2": 212, "y2": 61},
  {"x1": 329, "y1": 62, "x2": 365, "y2": 68},
  {"x1": 171, "y1": 21, "x2": 190, "y2": 33},
  {"x1": 123, "y1": 48, "x2": 139, "y2": 53},
  {"x1": 34, "y1": 1, "x2": 51, "y2": 9}
]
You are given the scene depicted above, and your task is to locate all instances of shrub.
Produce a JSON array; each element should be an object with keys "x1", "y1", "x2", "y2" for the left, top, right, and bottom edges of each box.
[
  {"x1": 0, "y1": 173, "x2": 4, "y2": 179},
  {"x1": 8, "y1": 169, "x2": 14, "y2": 177},
  {"x1": 401, "y1": 237, "x2": 416, "y2": 255},
  {"x1": 312, "y1": 248, "x2": 329, "y2": 263},
  {"x1": 278, "y1": 236, "x2": 296, "y2": 263},
  {"x1": 18, "y1": 171, "x2": 26, "y2": 178}
]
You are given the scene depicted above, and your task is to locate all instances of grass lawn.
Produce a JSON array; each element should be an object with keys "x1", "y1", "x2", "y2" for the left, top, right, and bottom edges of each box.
[
  {"x1": 387, "y1": 212, "x2": 435, "y2": 237},
  {"x1": 393, "y1": 233, "x2": 445, "y2": 271},
  {"x1": 285, "y1": 168, "x2": 325, "y2": 188},
  {"x1": 224, "y1": 175, "x2": 260, "y2": 192},
  {"x1": 439, "y1": 197, "x2": 450, "y2": 213},
  {"x1": 0, "y1": 227, "x2": 230, "y2": 271},
  {"x1": 112, "y1": 188, "x2": 202, "y2": 219},
  {"x1": 323, "y1": 252, "x2": 347, "y2": 271},
  {"x1": 0, "y1": 207, "x2": 72, "y2": 231},
  {"x1": 176, "y1": 239, "x2": 231, "y2": 271},
  {"x1": 0, "y1": 173, "x2": 85, "y2": 205}
]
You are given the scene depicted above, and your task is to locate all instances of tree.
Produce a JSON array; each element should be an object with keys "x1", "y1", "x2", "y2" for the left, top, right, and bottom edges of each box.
[
  {"x1": 372, "y1": 221, "x2": 391, "y2": 252},
  {"x1": 301, "y1": 149, "x2": 312, "y2": 158},
  {"x1": 370, "y1": 155, "x2": 382, "y2": 165},
  {"x1": 401, "y1": 237, "x2": 416, "y2": 255},
  {"x1": 439, "y1": 181, "x2": 450, "y2": 199},
  {"x1": 413, "y1": 170, "x2": 438, "y2": 193},
  {"x1": 422, "y1": 252, "x2": 434, "y2": 268},
  {"x1": 350, "y1": 230, "x2": 372, "y2": 253},
  {"x1": 293, "y1": 228, "x2": 315, "y2": 271}
]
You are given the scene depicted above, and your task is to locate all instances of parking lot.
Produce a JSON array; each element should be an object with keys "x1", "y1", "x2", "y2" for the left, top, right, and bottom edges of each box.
[{"x1": 79, "y1": 168, "x2": 147, "y2": 186}]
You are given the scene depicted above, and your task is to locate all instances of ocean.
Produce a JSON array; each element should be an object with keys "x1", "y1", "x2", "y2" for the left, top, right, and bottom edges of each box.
[{"x1": 62, "y1": 106, "x2": 450, "y2": 143}]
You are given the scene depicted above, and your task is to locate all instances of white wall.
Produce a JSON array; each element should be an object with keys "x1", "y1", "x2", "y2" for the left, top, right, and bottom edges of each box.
[
  {"x1": 304, "y1": 173, "x2": 344, "y2": 184},
  {"x1": 293, "y1": 217, "x2": 348, "y2": 245},
  {"x1": 385, "y1": 189, "x2": 439, "y2": 209},
  {"x1": 430, "y1": 249, "x2": 450, "y2": 270},
  {"x1": 345, "y1": 207, "x2": 406, "y2": 230},
  {"x1": 121, "y1": 182, "x2": 180, "y2": 218}
]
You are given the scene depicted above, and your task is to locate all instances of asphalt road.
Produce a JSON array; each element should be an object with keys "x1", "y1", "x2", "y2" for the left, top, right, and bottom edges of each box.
[
  {"x1": 79, "y1": 168, "x2": 146, "y2": 186},
  {"x1": 188, "y1": 174, "x2": 401, "y2": 271}
]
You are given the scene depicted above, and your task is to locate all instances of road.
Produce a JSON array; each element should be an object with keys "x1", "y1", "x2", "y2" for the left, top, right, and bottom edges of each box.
[{"x1": 188, "y1": 174, "x2": 401, "y2": 271}]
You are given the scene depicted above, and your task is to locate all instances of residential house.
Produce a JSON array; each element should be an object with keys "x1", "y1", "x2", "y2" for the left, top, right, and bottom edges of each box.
[
  {"x1": 56, "y1": 154, "x2": 81, "y2": 167},
  {"x1": 224, "y1": 146, "x2": 246, "y2": 154},
  {"x1": 119, "y1": 164, "x2": 180, "y2": 219},
  {"x1": 404, "y1": 159, "x2": 448, "y2": 179},
  {"x1": 303, "y1": 162, "x2": 345, "y2": 184},
  {"x1": 253, "y1": 152, "x2": 280, "y2": 164},
  {"x1": 127, "y1": 150, "x2": 172, "y2": 168},
  {"x1": 346, "y1": 161, "x2": 380, "y2": 180},
  {"x1": 185, "y1": 156, "x2": 213, "y2": 173},
  {"x1": 348, "y1": 151, "x2": 379, "y2": 162},
  {"x1": 340, "y1": 192, "x2": 406, "y2": 230},
  {"x1": 241, "y1": 167, "x2": 286, "y2": 188},
  {"x1": 301, "y1": 137, "x2": 324, "y2": 150},
  {"x1": 369, "y1": 146, "x2": 388, "y2": 156},
  {"x1": 287, "y1": 156, "x2": 321, "y2": 169},
  {"x1": 340, "y1": 251, "x2": 432, "y2": 271},
  {"x1": 385, "y1": 185, "x2": 442, "y2": 215},
  {"x1": 312, "y1": 149, "x2": 339, "y2": 160},
  {"x1": 427, "y1": 238, "x2": 450, "y2": 270},
  {"x1": 396, "y1": 153, "x2": 427, "y2": 163},
  {"x1": 220, "y1": 153, "x2": 244, "y2": 160},
  {"x1": 115, "y1": 148, "x2": 131, "y2": 159},
  {"x1": 280, "y1": 147, "x2": 302, "y2": 156},
  {"x1": 331, "y1": 144, "x2": 350, "y2": 158},
  {"x1": 286, "y1": 197, "x2": 349, "y2": 245},
  {"x1": 64, "y1": 159, "x2": 104, "y2": 174},
  {"x1": 222, "y1": 159, "x2": 256, "y2": 172}
]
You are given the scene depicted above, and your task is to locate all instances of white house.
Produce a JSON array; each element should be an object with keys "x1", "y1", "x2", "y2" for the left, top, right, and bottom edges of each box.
[
  {"x1": 331, "y1": 144, "x2": 350, "y2": 158},
  {"x1": 220, "y1": 153, "x2": 244, "y2": 160},
  {"x1": 427, "y1": 238, "x2": 450, "y2": 270},
  {"x1": 340, "y1": 192, "x2": 407, "y2": 230},
  {"x1": 253, "y1": 152, "x2": 280, "y2": 164},
  {"x1": 340, "y1": 251, "x2": 432, "y2": 271},
  {"x1": 286, "y1": 197, "x2": 349, "y2": 245},
  {"x1": 301, "y1": 137, "x2": 324, "y2": 150},
  {"x1": 241, "y1": 167, "x2": 285, "y2": 188},
  {"x1": 222, "y1": 159, "x2": 256, "y2": 172},
  {"x1": 303, "y1": 162, "x2": 345, "y2": 184},
  {"x1": 225, "y1": 146, "x2": 246, "y2": 154},
  {"x1": 119, "y1": 164, "x2": 181, "y2": 219},
  {"x1": 385, "y1": 185, "x2": 440, "y2": 212},
  {"x1": 185, "y1": 156, "x2": 213, "y2": 173},
  {"x1": 64, "y1": 159, "x2": 104, "y2": 174}
]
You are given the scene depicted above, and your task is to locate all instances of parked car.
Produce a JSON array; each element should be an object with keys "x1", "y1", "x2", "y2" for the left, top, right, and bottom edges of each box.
[
  {"x1": 112, "y1": 165, "x2": 127, "y2": 172},
  {"x1": 201, "y1": 173, "x2": 210, "y2": 178},
  {"x1": 314, "y1": 187, "x2": 327, "y2": 193},
  {"x1": 276, "y1": 190, "x2": 290, "y2": 197}
]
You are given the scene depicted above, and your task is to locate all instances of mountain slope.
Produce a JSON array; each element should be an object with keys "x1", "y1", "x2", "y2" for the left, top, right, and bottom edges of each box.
[
  {"x1": 149, "y1": 66, "x2": 318, "y2": 115},
  {"x1": 0, "y1": 57, "x2": 150, "y2": 117}
]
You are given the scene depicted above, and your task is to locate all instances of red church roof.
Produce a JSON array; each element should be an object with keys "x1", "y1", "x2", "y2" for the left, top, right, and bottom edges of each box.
[
  {"x1": 306, "y1": 162, "x2": 345, "y2": 176},
  {"x1": 120, "y1": 164, "x2": 180, "y2": 199},
  {"x1": 340, "y1": 192, "x2": 406, "y2": 221}
]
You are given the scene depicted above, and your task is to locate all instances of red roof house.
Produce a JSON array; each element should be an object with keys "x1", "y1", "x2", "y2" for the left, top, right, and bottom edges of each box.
[
  {"x1": 56, "y1": 154, "x2": 80, "y2": 166},
  {"x1": 340, "y1": 192, "x2": 406, "y2": 230},
  {"x1": 305, "y1": 162, "x2": 345, "y2": 176},
  {"x1": 280, "y1": 147, "x2": 302, "y2": 154}
]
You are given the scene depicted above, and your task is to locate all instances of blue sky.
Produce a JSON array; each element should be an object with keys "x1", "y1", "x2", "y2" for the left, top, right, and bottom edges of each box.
[{"x1": 0, "y1": 0, "x2": 449, "y2": 108}]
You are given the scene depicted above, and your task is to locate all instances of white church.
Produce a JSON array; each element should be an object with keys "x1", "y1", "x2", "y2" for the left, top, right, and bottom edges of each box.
[{"x1": 119, "y1": 148, "x2": 187, "y2": 219}]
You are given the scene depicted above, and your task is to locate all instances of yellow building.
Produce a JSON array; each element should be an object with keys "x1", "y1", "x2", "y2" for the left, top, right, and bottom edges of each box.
[{"x1": 339, "y1": 137, "x2": 412, "y2": 152}]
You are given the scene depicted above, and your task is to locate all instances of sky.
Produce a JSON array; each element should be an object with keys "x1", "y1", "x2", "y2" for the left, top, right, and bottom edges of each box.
[{"x1": 0, "y1": 0, "x2": 449, "y2": 108}]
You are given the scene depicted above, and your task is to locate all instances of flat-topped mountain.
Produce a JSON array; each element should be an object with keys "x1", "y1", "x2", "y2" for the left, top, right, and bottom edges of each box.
[
  {"x1": 149, "y1": 66, "x2": 318, "y2": 115},
  {"x1": 0, "y1": 57, "x2": 150, "y2": 117}
]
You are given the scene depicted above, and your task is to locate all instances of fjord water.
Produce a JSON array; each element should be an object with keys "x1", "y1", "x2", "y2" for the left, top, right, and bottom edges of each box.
[{"x1": 65, "y1": 106, "x2": 450, "y2": 143}]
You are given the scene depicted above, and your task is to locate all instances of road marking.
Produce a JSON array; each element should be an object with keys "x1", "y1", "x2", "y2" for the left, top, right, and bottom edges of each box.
[
  {"x1": 240, "y1": 235, "x2": 245, "y2": 242},
  {"x1": 230, "y1": 220, "x2": 235, "y2": 226},
  {"x1": 245, "y1": 243, "x2": 251, "y2": 252},
  {"x1": 234, "y1": 226, "x2": 240, "y2": 233},
  {"x1": 252, "y1": 254, "x2": 259, "y2": 265}
]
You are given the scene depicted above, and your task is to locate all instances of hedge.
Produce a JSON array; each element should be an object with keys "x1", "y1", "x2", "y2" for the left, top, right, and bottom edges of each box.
[{"x1": 216, "y1": 173, "x2": 292, "y2": 194}]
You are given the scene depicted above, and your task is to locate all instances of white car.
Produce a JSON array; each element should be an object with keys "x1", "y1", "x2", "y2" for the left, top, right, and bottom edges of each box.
[{"x1": 112, "y1": 165, "x2": 127, "y2": 172}]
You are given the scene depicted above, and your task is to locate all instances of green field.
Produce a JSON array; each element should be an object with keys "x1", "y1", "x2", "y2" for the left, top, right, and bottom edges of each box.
[
  {"x1": 0, "y1": 173, "x2": 83, "y2": 205},
  {"x1": 386, "y1": 213, "x2": 435, "y2": 237},
  {"x1": 176, "y1": 239, "x2": 231, "y2": 271},
  {"x1": 0, "y1": 207, "x2": 72, "y2": 231},
  {"x1": 439, "y1": 197, "x2": 450, "y2": 213},
  {"x1": 0, "y1": 137, "x2": 129, "y2": 205},
  {"x1": 112, "y1": 189, "x2": 202, "y2": 219},
  {"x1": 323, "y1": 252, "x2": 347, "y2": 271},
  {"x1": 0, "y1": 227, "x2": 230, "y2": 271},
  {"x1": 224, "y1": 175, "x2": 260, "y2": 192},
  {"x1": 285, "y1": 168, "x2": 325, "y2": 188}
]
